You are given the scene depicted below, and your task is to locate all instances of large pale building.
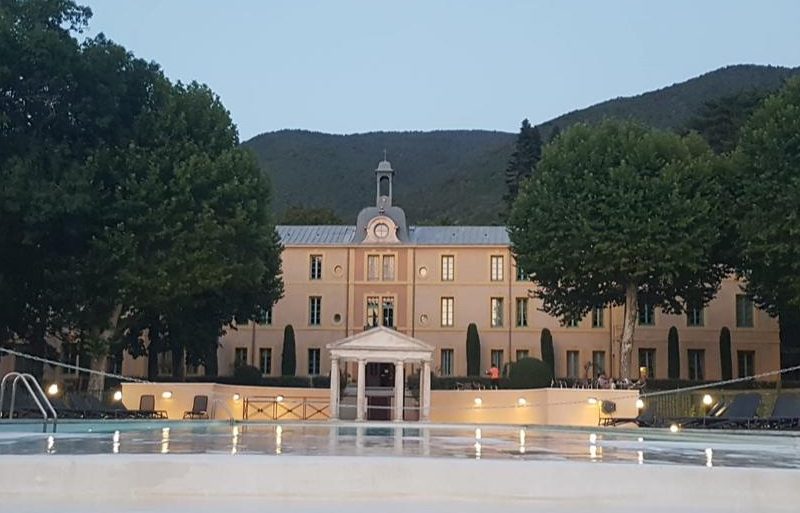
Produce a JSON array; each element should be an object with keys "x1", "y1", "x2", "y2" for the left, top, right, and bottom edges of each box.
[{"x1": 215, "y1": 159, "x2": 778, "y2": 383}]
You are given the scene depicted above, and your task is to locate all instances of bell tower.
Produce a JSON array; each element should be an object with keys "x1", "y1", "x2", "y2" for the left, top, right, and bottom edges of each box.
[{"x1": 375, "y1": 153, "x2": 393, "y2": 213}]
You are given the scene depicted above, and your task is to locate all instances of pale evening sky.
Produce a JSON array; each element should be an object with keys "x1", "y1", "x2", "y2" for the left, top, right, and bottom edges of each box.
[{"x1": 82, "y1": 0, "x2": 800, "y2": 140}]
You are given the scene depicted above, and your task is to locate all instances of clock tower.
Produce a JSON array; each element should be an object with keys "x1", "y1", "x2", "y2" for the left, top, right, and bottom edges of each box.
[
  {"x1": 375, "y1": 157, "x2": 394, "y2": 212},
  {"x1": 354, "y1": 156, "x2": 409, "y2": 243}
]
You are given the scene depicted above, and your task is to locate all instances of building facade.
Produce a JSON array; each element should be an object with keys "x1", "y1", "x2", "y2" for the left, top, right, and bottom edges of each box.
[{"x1": 210, "y1": 159, "x2": 779, "y2": 383}]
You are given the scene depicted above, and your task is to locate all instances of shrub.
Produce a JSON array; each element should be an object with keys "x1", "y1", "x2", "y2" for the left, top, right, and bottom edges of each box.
[
  {"x1": 667, "y1": 326, "x2": 680, "y2": 379},
  {"x1": 720, "y1": 327, "x2": 732, "y2": 380},
  {"x1": 466, "y1": 323, "x2": 481, "y2": 376},
  {"x1": 281, "y1": 324, "x2": 296, "y2": 376},
  {"x1": 233, "y1": 364, "x2": 263, "y2": 385},
  {"x1": 540, "y1": 328, "x2": 554, "y2": 374},
  {"x1": 508, "y1": 357, "x2": 553, "y2": 389}
]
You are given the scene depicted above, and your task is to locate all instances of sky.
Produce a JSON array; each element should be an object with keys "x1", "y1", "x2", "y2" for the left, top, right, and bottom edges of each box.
[{"x1": 82, "y1": 0, "x2": 800, "y2": 141}]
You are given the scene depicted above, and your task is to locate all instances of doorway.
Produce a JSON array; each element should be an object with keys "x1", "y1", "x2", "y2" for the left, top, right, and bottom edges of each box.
[{"x1": 366, "y1": 362, "x2": 394, "y2": 387}]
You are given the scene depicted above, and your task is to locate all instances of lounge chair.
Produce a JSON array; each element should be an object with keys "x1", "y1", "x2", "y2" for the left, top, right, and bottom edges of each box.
[
  {"x1": 137, "y1": 394, "x2": 167, "y2": 419},
  {"x1": 752, "y1": 395, "x2": 800, "y2": 430},
  {"x1": 183, "y1": 395, "x2": 209, "y2": 419},
  {"x1": 602, "y1": 407, "x2": 657, "y2": 428},
  {"x1": 681, "y1": 393, "x2": 761, "y2": 429}
]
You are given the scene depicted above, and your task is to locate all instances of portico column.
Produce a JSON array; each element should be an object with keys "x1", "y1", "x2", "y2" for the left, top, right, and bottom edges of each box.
[
  {"x1": 329, "y1": 357, "x2": 340, "y2": 420},
  {"x1": 356, "y1": 359, "x2": 367, "y2": 421},
  {"x1": 421, "y1": 360, "x2": 431, "y2": 421},
  {"x1": 393, "y1": 360, "x2": 404, "y2": 421}
]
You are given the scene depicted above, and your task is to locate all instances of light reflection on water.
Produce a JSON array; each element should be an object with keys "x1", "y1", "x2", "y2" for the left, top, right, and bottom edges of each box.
[{"x1": 0, "y1": 421, "x2": 798, "y2": 469}]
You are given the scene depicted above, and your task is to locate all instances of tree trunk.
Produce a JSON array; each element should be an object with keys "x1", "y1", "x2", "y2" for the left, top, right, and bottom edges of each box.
[
  {"x1": 172, "y1": 346, "x2": 186, "y2": 380},
  {"x1": 619, "y1": 283, "x2": 638, "y2": 380},
  {"x1": 86, "y1": 305, "x2": 123, "y2": 399},
  {"x1": 87, "y1": 355, "x2": 107, "y2": 399},
  {"x1": 204, "y1": 343, "x2": 219, "y2": 377},
  {"x1": 28, "y1": 322, "x2": 47, "y2": 380}
]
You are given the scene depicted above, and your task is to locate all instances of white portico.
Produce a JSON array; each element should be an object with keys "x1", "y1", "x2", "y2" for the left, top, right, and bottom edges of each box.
[{"x1": 326, "y1": 326, "x2": 434, "y2": 422}]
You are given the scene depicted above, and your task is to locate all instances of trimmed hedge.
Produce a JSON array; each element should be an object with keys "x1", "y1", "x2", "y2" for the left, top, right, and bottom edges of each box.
[
  {"x1": 667, "y1": 326, "x2": 680, "y2": 379},
  {"x1": 281, "y1": 324, "x2": 296, "y2": 376},
  {"x1": 720, "y1": 326, "x2": 733, "y2": 381},
  {"x1": 540, "y1": 328, "x2": 555, "y2": 374},
  {"x1": 508, "y1": 357, "x2": 553, "y2": 389},
  {"x1": 466, "y1": 323, "x2": 481, "y2": 376}
]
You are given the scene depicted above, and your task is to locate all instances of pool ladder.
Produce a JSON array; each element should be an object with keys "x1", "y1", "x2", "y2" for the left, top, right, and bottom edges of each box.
[{"x1": 0, "y1": 372, "x2": 58, "y2": 433}]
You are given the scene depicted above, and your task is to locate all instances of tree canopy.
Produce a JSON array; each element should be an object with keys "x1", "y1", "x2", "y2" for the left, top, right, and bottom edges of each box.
[
  {"x1": 508, "y1": 120, "x2": 725, "y2": 378},
  {"x1": 503, "y1": 119, "x2": 542, "y2": 212},
  {"x1": 0, "y1": 0, "x2": 283, "y2": 382},
  {"x1": 736, "y1": 78, "x2": 800, "y2": 314}
]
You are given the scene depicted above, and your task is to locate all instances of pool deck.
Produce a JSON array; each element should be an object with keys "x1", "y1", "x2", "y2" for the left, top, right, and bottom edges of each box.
[{"x1": 1, "y1": 454, "x2": 798, "y2": 513}]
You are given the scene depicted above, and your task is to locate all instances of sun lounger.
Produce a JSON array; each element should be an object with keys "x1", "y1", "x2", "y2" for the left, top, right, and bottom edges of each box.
[{"x1": 183, "y1": 395, "x2": 209, "y2": 419}]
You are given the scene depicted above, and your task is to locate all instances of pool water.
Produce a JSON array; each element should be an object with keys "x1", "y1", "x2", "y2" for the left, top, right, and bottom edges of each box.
[{"x1": 1, "y1": 420, "x2": 798, "y2": 469}]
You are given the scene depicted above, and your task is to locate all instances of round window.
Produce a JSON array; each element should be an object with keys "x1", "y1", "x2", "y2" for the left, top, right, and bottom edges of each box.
[
  {"x1": 418, "y1": 266, "x2": 428, "y2": 278},
  {"x1": 333, "y1": 265, "x2": 343, "y2": 277},
  {"x1": 333, "y1": 313, "x2": 342, "y2": 324},
  {"x1": 374, "y1": 222, "x2": 390, "y2": 238},
  {"x1": 419, "y1": 314, "x2": 429, "y2": 326}
]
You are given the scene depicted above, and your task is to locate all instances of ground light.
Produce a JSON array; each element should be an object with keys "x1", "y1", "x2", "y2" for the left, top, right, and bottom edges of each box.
[
  {"x1": 112, "y1": 390, "x2": 123, "y2": 402},
  {"x1": 46, "y1": 383, "x2": 59, "y2": 396},
  {"x1": 517, "y1": 397, "x2": 527, "y2": 407},
  {"x1": 232, "y1": 393, "x2": 241, "y2": 401},
  {"x1": 473, "y1": 397, "x2": 482, "y2": 406},
  {"x1": 161, "y1": 391, "x2": 173, "y2": 399},
  {"x1": 635, "y1": 398, "x2": 645, "y2": 410},
  {"x1": 670, "y1": 423, "x2": 680, "y2": 433},
  {"x1": 587, "y1": 397, "x2": 598, "y2": 405}
]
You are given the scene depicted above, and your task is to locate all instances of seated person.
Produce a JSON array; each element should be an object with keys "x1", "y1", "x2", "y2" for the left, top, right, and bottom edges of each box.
[{"x1": 597, "y1": 373, "x2": 610, "y2": 389}]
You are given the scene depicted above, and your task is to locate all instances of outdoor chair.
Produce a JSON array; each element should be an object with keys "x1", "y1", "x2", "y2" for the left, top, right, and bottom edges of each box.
[
  {"x1": 137, "y1": 394, "x2": 168, "y2": 419},
  {"x1": 183, "y1": 395, "x2": 209, "y2": 419},
  {"x1": 752, "y1": 395, "x2": 800, "y2": 430},
  {"x1": 681, "y1": 393, "x2": 761, "y2": 429},
  {"x1": 602, "y1": 406, "x2": 657, "y2": 428}
]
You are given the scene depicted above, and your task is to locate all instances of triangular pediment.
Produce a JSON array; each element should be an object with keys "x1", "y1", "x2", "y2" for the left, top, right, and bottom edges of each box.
[{"x1": 326, "y1": 326, "x2": 434, "y2": 353}]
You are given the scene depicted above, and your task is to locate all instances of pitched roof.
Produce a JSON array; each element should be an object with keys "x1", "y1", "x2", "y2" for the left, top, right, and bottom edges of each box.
[{"x1": 276, "y1": 225, "x2": 509, "y2": 246}]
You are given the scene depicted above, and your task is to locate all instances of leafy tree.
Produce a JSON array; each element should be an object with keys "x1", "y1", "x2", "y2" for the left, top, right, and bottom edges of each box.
[
  {"x1": 503, "y1": 119, "x2": 542, "y2": 212},
  {"x1": 719, "y1": 327, "x2": 732, "y2": 381},
  {"x1": 465, "y1": 323, "x2": 481, "y2": 376},
  {"x1": 280, "y1": 206, "x2": 344, "y2": 225},
  {"x1": 281, "y1": 324, "x2": 296, "y2": 376},
  {"x1": 667, "y1": 326, "x2": 680, "y2": 379},
  {"x1": 508, "y1": 120, "x2": 725, "y2": 379},
  {"x1": 685, "y1": 90, "x2": 768, "y2": 154},
  {"x1": 539, "y1": 328, "x2": 555, "y2": 375}
]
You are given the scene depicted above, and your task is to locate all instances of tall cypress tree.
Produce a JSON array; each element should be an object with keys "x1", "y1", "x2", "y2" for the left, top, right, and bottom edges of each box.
[
  {"x1": 719, "y1": 327, "x2": 732, "y2": 381},
  {"x1": 504, "y1": 119, "x2": 542, "y2": 213},
  {"x1": 466, "y1": 323, "x2": 481, "y2": 376},
  {"x1": 667, "y1": 326, "x2": 680, "y2": 379},
  {"x1": 540, "y1": 328, "x2": 555, "y2": 375},
  {"x1": 281, "y1": 324, "x2": 296, "y2": 376}
]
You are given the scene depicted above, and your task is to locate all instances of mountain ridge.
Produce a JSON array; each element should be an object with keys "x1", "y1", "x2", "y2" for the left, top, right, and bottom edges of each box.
[{"x1": 244, "y1": 64, "x2": 799, "y2": 225}]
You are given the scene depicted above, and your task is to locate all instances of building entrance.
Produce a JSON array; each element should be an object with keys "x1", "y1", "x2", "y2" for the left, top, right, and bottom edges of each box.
[{"x1": 366, "y1": 362, "x2": 394, "y2": 387}]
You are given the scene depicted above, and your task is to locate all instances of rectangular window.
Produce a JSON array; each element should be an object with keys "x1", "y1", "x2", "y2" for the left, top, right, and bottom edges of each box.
[
  {"x1": 366, "y1": 296, "x2": 380, "y2": 327},
  {"x1": 687, "y1": 303, "x2": 704, "y2": 327},
  {"x1": 516, "y1": 264, "x2": 527, "y2": 281},
  {"x1": 157, "y1": 352, "x2": 172, "y2": 376},
  {"x1": 441, "y1": 297, "x2": 454, "y2": 327},
  {"x1": 490, "y1": 255, "x2": 504, "y2": 281},
  {"x1": 567, "y1": 351, "x2": 580, "y2": 379},
  {"x1": 491, "y1": 349, "x2": 504, "y2": 370},
  {"x1": 382, "y1": 255, "x2": 395, "y2": 281},
  {"x1": 382, "y1": 296, "x2": 395, "y2": 327},
  {"x1": 309, "y1": 296, "x2": 322, "y2": 325},
  {"x1": 259, "y1": 348, "x2": 272, "y2": 375},
  {"x1": 491, "y1": 297, "x2": 504, "y2": 327},
  {"x1": 515, "y1": 298, "x2": 528, "y2": 327},
  {"x1": 440, "y1": 349, "x2": 454, "y2": 376},
  {"x1": 737, "y1": 350, "x2": 755, "y2": 378},
  {"x1": 516, "y1": 349, "x2": 529, "y2": 361},
  {"x1": 736, "y1": 295, "x2": 754, "y2": 328},
  {"x1": 257, "y1": 306, "x2": 273, "y2": 326},
  {"x1": 367, "y1": 255, "x2": 380, "y2": 281},
  {"x1": 441, "y1": 255, "x2": 454, "y2": 281},
  {"x1": 688, "y1": 349, "x2": 705, "y2": 380},
  {"x1": 592, "y1": 306, "x2": 604, "y2": 328},
  {"x1": 592, "y1": 351, "x2": 606, "y2": 378},
  {"x1": 234, "y1": 347, "x2": 248, "y2": 367},
  {"x1": 308, "y1": 348, "x2": 321, "y2": 376},
  {"x1": 310, "y1": 254, "x2": 322, "y2": 280},
  {"x1": 567, "y1": 317, "x2": 580, "y2": 328},
  {"x1": 638, "y1": 348, "x2": 656, "y2": 379},
  {"x1": 638, "y1": 300, "x2": 655, "y2": 326}
]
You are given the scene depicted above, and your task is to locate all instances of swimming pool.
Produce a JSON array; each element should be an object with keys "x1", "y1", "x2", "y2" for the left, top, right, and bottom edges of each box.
[
  {"x1": 1, "y1": 421, "x2": 799, "y2": 512},
  {"x1": 1, "y1": 420, "x2": 798, "y2": 468}
]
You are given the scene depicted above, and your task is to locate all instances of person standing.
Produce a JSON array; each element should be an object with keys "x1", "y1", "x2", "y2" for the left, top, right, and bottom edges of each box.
[{"x1": 487, "y1": 364, "x2": 501, "y2": 389}]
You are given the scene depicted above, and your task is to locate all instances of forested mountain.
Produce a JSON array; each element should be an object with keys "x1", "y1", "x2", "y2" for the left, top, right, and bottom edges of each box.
[{"x1": 244, "y1": 64, "x2": 799, "y2": 225}]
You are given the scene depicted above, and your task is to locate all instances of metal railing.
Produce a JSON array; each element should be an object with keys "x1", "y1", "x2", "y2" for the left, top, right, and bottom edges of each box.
[
  {"x1": 244, "y1": 395, "x2": 330, "y2": 421},
  {"x1": 0, "y1": 372, "x2": 58, "y2": 433}
]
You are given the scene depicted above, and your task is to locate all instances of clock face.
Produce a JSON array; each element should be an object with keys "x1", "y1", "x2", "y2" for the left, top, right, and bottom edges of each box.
[{"x1": 374, "y1": 223, "x2": 390, "y2": 238}]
